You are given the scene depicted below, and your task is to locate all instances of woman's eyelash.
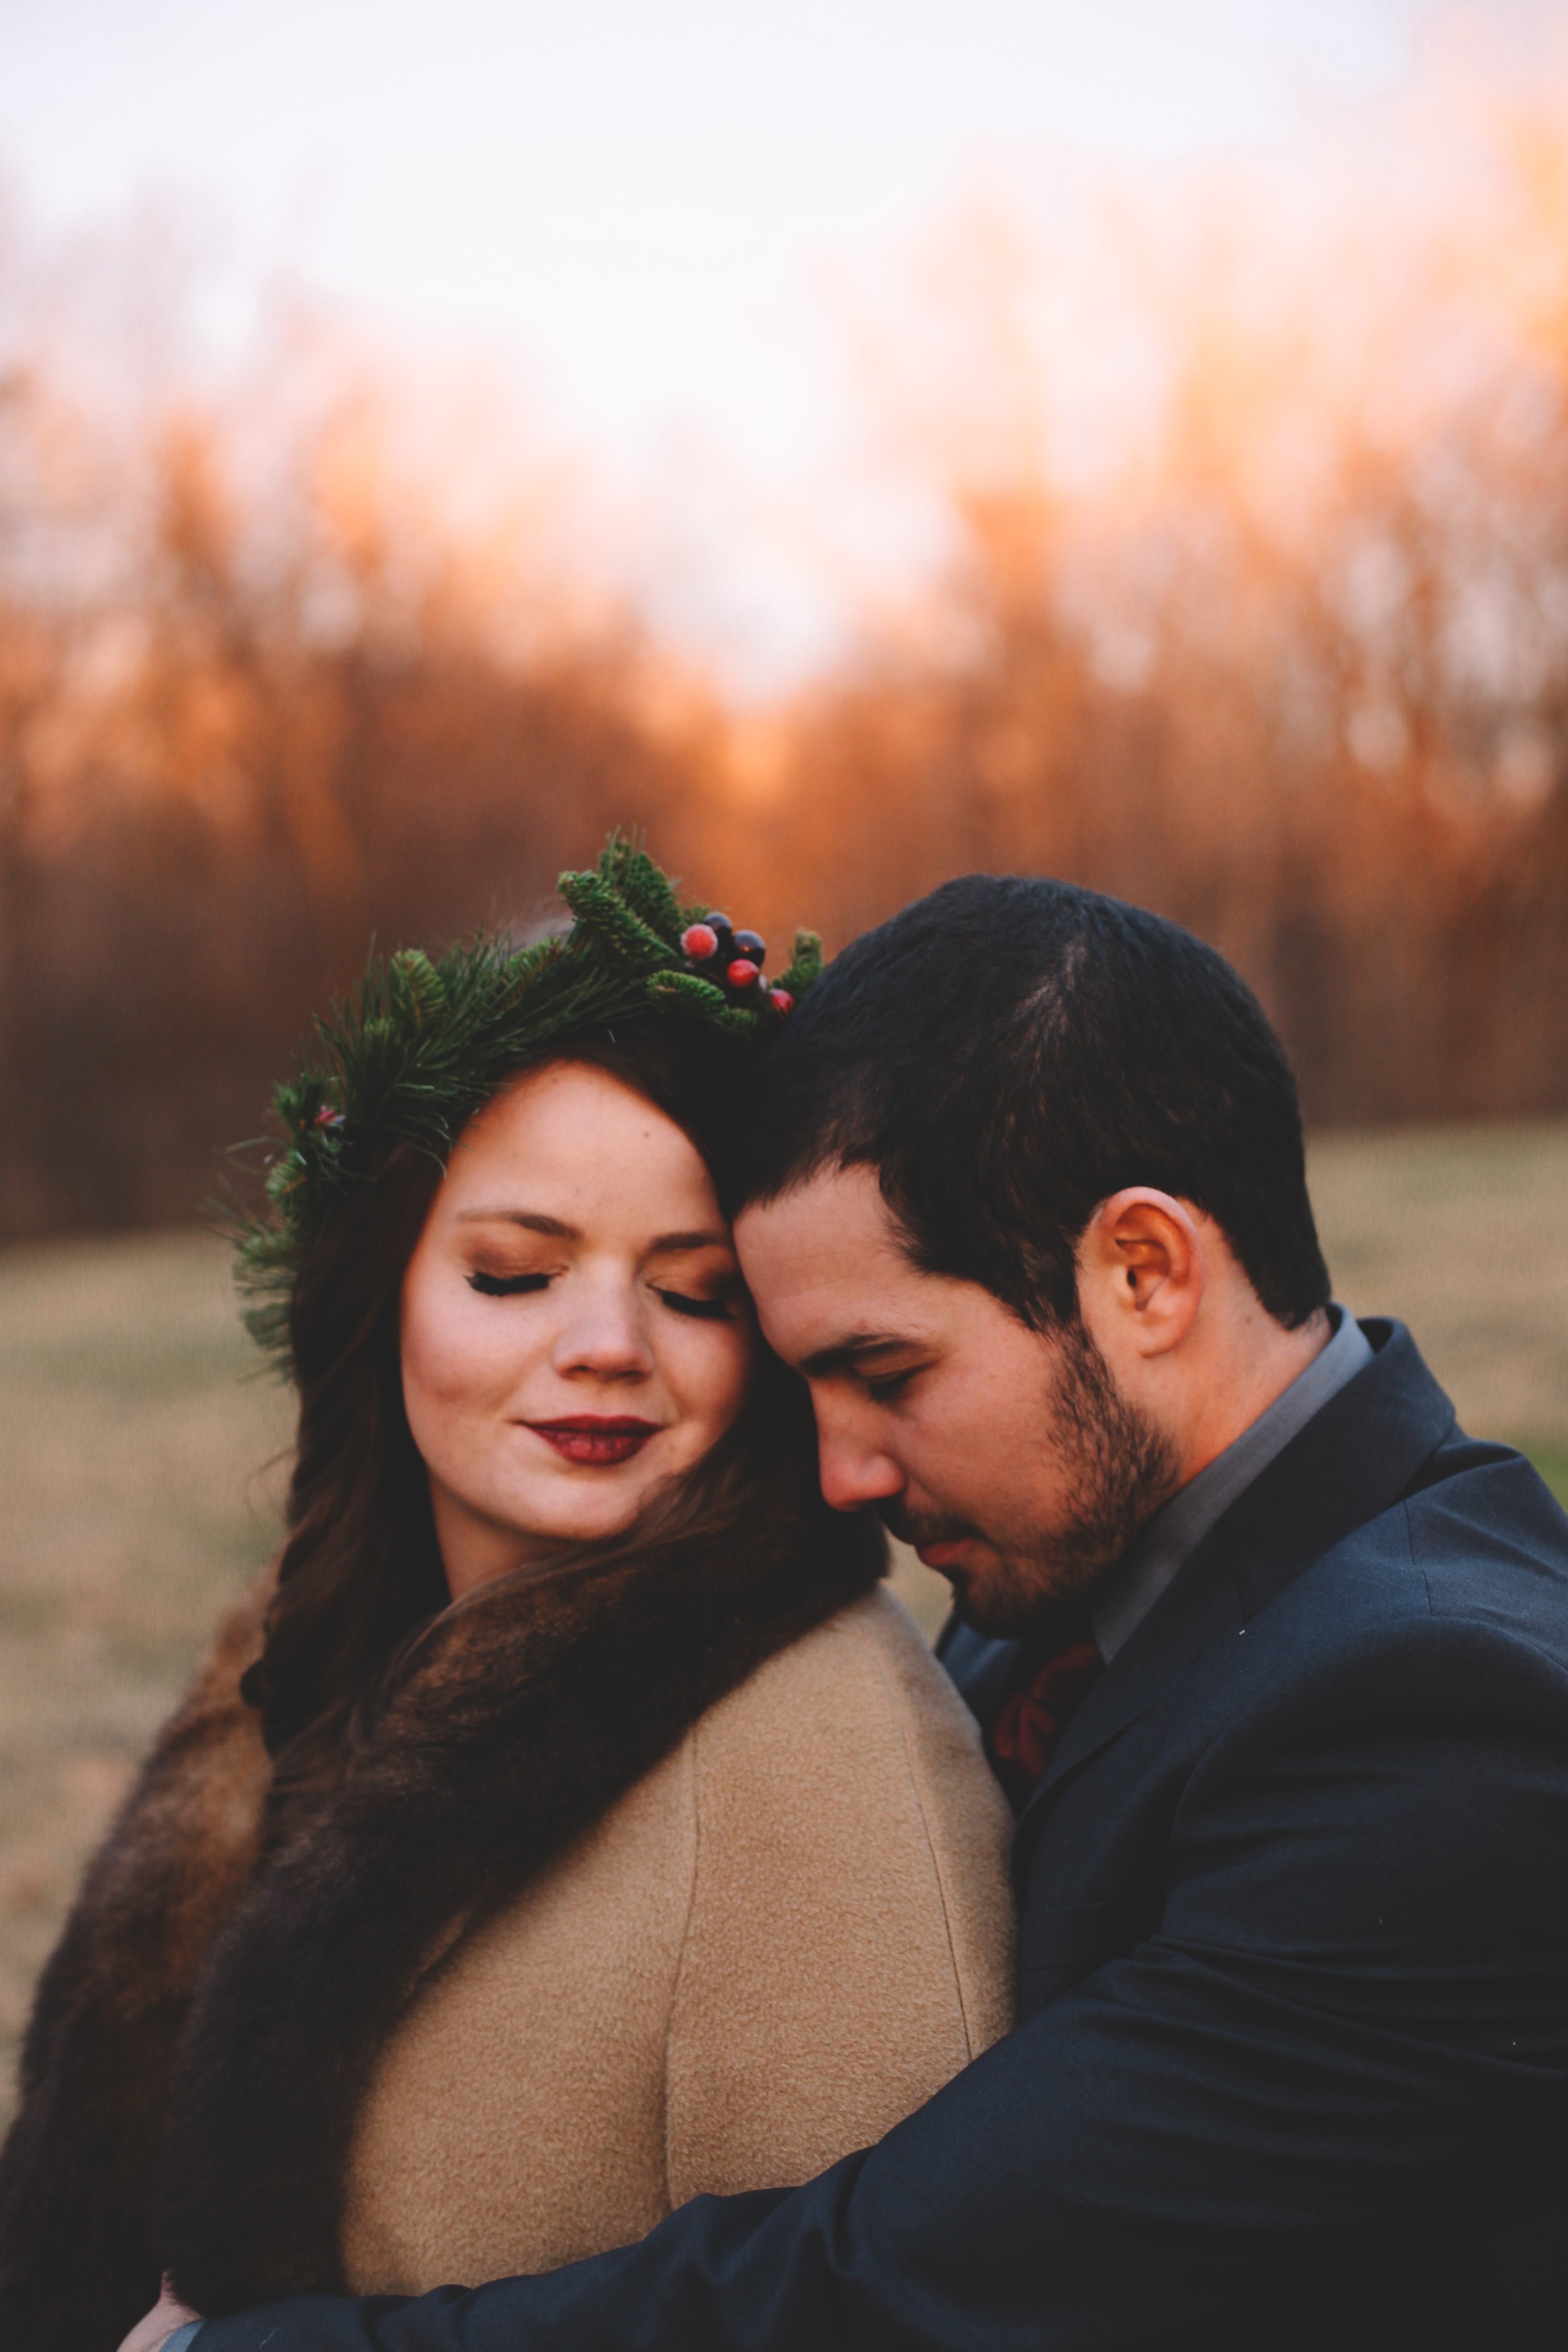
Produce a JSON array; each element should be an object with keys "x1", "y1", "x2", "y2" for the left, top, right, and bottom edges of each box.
[
  {"x1": 654, "y1": 1289, "x2": 735, "y2": 1322},
  {"x1": 465, "y1": 1272, "x2": 736, "y2": 1318}
]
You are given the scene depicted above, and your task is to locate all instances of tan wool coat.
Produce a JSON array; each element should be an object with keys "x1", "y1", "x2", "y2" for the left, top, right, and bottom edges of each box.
[
  {"x1": 1, "y1": 1489, "x2": 1014, "y2": 2351},
  {"x1": 342, "y1": 1586, "x2": 1016, "y2": 2292}
]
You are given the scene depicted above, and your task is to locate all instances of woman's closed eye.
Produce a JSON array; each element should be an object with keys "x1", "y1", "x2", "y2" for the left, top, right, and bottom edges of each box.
[
  {"x1": 466, "y1": 1270, "x2": 736, "y2": 1319},
  {"x1": 654, "y1": 1286, "x2": 737, "y2": 1322},
  {"x1": 468, "y1": 1269, "x2": 553, "y2": 1297}
]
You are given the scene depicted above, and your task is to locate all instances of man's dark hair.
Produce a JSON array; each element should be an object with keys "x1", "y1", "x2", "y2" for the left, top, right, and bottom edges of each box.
[{"x1": 731, "y1": 875, "x2": 1330, "y2": 1331}]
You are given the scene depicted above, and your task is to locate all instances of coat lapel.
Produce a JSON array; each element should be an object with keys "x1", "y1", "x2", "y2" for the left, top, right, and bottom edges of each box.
[{"x1": 1012, "y1": 1321, "x2": 1456, "y2": 1858}]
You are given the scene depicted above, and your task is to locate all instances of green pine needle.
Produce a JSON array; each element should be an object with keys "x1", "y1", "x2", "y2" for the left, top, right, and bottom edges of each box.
[{"x1": 777, "y1": 930, "x2": 823, "y2": 997}]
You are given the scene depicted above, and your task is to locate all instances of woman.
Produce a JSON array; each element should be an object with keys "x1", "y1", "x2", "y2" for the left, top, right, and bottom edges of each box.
[{"x1": 0, "y1": 841, "x2": 1014, "y2": 2352}]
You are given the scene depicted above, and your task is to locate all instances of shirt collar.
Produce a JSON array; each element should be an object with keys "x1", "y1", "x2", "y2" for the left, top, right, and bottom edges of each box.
[{"x1": 1089, "y1": 1305, "x2": 1373, "y2": 1663}]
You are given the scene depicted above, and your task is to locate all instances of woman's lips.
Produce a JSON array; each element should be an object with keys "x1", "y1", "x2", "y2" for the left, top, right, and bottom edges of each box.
[{"x1": 523, "y1": 1416, "x2": 661, "y2": 1466}]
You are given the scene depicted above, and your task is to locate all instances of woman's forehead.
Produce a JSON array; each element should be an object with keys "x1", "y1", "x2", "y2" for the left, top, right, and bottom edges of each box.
[{"x1": 443, "y1": 1062, "x2": 728, "y2": 1234}]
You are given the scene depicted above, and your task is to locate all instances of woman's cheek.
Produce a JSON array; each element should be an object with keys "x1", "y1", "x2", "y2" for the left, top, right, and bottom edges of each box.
[
  {"x1": 403, "y1": 1305, "x2": 515, "y2": 1450},
  {"x1": 669, "y1": 1318, "x2": 753, "y2": 1443}
]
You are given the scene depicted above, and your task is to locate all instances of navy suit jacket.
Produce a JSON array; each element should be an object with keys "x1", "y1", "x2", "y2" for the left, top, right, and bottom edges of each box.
[{"x1": 196, "y1": 1322, "x2": 1568, "y2": 2351}]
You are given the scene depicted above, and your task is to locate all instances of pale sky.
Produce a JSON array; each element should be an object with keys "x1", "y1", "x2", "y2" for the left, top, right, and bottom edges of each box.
[
  {"x1": 0, "y1": 0, "x2": 1473, "y2": 675},
  {"x1": 0, "y1": 1, "x2": 1446, "y2": 469}
]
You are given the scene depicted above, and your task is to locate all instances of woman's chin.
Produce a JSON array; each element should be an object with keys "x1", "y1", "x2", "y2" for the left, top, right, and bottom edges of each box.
[
  {"x1": 434, "y1": 1469, "x2": 662, "y2": 1596},
  {"x1": 501, "y1": 1466, "x2": 663, "y2": 1550}
]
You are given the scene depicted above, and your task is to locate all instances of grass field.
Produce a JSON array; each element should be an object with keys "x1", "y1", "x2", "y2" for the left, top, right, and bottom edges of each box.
[{"x1": 1, "y1": 1120, "x2": 1565, "y2": 2122}]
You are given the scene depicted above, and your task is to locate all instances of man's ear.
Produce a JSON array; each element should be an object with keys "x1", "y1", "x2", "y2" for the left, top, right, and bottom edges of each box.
[{"x1": 1076, "y1": 1188, "x2": 1204, "y2": 1358}]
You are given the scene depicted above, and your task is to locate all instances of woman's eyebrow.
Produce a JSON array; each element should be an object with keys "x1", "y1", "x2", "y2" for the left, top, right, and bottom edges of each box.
[
  {"x1": 453, "y1": 1209, "x2": 581, "y2": 1238},
  {"x1": 647, "y1": 1230, "x2": 734, "y2": 1256}
]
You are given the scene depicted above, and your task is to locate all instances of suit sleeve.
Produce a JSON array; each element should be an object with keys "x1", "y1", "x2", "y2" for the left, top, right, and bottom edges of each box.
[{"x1": 184, "y1": 1611, "x2": 1568, "y2": 2352}]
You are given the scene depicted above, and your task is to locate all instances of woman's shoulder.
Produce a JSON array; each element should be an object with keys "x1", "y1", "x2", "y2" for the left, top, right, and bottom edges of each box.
[
  {"x1": 686, "y1": 1581, "x2": 1014, "y2": 1872},
  {"x1": 87, "y1": 1565, "x2": 275, "y2": 1894},
  {"x1": 137, "y1": 1563, "x2": 274, "y2": 1801},
  {"x1": 697, "y1": 1581, "x2": 990, "y2": 1763},
  {"x1": 179, "y1": 1564, "x2": 275, "y2": 1724}
]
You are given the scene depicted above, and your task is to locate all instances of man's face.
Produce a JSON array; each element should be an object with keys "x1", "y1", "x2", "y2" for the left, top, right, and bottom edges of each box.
[{"x1": 734, "y1": 1165, "x2": 1178, "y2": 1639}]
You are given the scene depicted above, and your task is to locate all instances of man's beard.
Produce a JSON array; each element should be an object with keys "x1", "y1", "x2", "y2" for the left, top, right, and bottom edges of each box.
[{"x1": 880, "y1": 1318, "x2": 1180, "y2": 1640}]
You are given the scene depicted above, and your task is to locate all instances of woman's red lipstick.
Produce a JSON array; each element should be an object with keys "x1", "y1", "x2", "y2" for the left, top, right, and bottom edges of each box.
[{"x1": 524, "y1": 1416, "x2": 660, "y2": 1466}]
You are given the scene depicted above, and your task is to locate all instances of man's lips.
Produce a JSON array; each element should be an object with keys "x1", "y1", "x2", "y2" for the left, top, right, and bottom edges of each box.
[
  {"x1": 524, "y1": 1416, "x2": 661, "y2": 1466},
  {"x1": 878, "y1": 1501, "x2": 980, "y2": 1576},
  {"x1": 915, "y1": 1538, "x2": 975, "y2": 1574}
]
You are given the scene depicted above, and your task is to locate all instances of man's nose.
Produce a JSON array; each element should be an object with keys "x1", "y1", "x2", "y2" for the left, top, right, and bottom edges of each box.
[{"x1": 815, "y1": 1417, "x2": 906, "y2": 1514}]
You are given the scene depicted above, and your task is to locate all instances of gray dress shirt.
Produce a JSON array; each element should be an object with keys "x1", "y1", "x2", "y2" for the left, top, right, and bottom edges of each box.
[{"x1": 1089, "y1": 1305, "x2": 1372, "y2": 1663}]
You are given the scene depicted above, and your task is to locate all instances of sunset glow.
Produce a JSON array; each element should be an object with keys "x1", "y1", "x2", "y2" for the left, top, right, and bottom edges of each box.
[
  {"x1": 2, "y1": 3, "x2": 1567, "y2": 1241},
  {"x1": 1, "y1": 3, "x2": 1444, "y2": 484}
]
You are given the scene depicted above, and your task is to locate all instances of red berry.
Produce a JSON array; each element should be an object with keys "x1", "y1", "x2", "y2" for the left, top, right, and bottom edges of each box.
[
  {"x1": 726, "y1": 958, "x2": 761, "y2": 988},
  {"x1": 681, "y1": 923, "x2": 719, "y2": 961},
  {"x1": 312, "y1": 1105, "x2": 346, "y2": 1130},
  {"x1": 733, "y1": 928, "x2": 766, "y2": 962},
  {"x1": 769, "y1": 988, "x2": 795, "y2": 1017}
]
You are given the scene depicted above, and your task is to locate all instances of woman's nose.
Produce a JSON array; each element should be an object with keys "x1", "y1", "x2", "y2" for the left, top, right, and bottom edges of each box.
[{"x1": 553, "y1": 1281, "x2": 655, "y2": 1379}]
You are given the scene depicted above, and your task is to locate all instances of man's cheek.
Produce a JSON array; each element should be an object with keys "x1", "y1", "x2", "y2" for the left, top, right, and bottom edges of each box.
[
  {"x1": 905, "y1": 1431, "x2": 969, "y2": 1509},
  {"x1": 897, "y1": 1406, "x2": 940, "y2": 1464}
]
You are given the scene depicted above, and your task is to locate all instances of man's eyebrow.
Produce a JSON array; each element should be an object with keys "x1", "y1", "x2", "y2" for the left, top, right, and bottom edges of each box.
[
  {"x1": 799, "y1": 1332, "x2": 923, "y2": 1378},
  {"x1": 453, "y1": 1210, "x2": 580, "y2": 1238}
]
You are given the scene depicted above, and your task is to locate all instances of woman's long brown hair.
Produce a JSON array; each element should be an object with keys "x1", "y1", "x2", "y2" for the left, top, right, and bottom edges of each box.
[{"x1": 243, "y1": 1022, "x2": 850, "y2": 1836}]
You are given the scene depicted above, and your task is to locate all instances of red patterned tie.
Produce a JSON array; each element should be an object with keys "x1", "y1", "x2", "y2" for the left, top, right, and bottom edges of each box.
[{"x1": 987, "y1": 1619, "x2": 1104, "y2": 1810}]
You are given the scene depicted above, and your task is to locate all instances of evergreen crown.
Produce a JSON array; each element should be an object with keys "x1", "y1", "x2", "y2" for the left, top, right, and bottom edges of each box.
[{"x1": 235, "y1": 836, "x2": 822, "y2": 1365}]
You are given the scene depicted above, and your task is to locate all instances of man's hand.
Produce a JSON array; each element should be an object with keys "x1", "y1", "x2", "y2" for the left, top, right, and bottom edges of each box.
[{"x1": 117, "y1": 2278, "x2": 199, "y2": 2352}]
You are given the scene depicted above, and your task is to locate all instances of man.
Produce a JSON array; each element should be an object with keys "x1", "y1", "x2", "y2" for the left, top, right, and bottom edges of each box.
[{"x1": 147, "y1": 876, "x2": 1568, "y2": 2351}]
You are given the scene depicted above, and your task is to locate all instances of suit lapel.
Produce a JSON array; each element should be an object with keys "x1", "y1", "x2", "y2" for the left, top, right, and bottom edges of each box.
[{"x1": 1012, "y1": 1322, "x2": 1456, "y2": 1857}]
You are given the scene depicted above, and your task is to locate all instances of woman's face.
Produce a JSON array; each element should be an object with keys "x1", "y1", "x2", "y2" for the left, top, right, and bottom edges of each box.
[{"x1": 401, "y1": 1059, "x2": 755, "y2": 1597}]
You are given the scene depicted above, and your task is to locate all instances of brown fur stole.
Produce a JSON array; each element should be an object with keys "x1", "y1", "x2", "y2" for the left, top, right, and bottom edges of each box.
[
  {"x1": 0, "y1": 1575, "x2": 275, "y2": 2352},
  {"x1": 160, "y1": 1494, "x2": 883, "y2": 2318}
]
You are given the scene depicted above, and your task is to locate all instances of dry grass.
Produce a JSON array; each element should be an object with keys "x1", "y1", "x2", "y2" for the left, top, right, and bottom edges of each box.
[
  {"x1": 3, "y1": 1122, "x2": 1566, "y2": 2121},
  {"x1": 1307, "y1": 1121, "x2": 1568, "y2": 1493},
  {"x1": 0, "y1": 1234, "x2": 292, "y2": 2121}
]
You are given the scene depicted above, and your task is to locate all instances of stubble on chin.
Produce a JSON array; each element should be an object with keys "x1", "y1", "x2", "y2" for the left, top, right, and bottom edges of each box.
[{"x1": 941, "y1": 1319, "x2": 1180, "y2": 1643}]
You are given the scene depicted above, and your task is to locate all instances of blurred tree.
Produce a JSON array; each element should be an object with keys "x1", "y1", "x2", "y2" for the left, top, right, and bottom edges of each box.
[{"x1": 4, "y1": 77, "x2": 1568, "y2": 1236}]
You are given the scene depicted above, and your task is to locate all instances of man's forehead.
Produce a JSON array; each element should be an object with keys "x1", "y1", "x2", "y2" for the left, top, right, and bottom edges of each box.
[
  {"x1": 734, "y1": 1168, "x2": 941, "y2": 1353},
  {"x1": 734, "y1": 1163, "x2": 900, "y2": 1275}
]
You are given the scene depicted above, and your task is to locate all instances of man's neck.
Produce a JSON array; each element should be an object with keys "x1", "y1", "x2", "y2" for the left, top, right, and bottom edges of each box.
[
  {"x1": 1086, "y1": 1304, "x2": 1367, "y2": 1666},
  {"x1": 1175, "y1": 1302, "x2": 1333, "y2": 1490}
]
